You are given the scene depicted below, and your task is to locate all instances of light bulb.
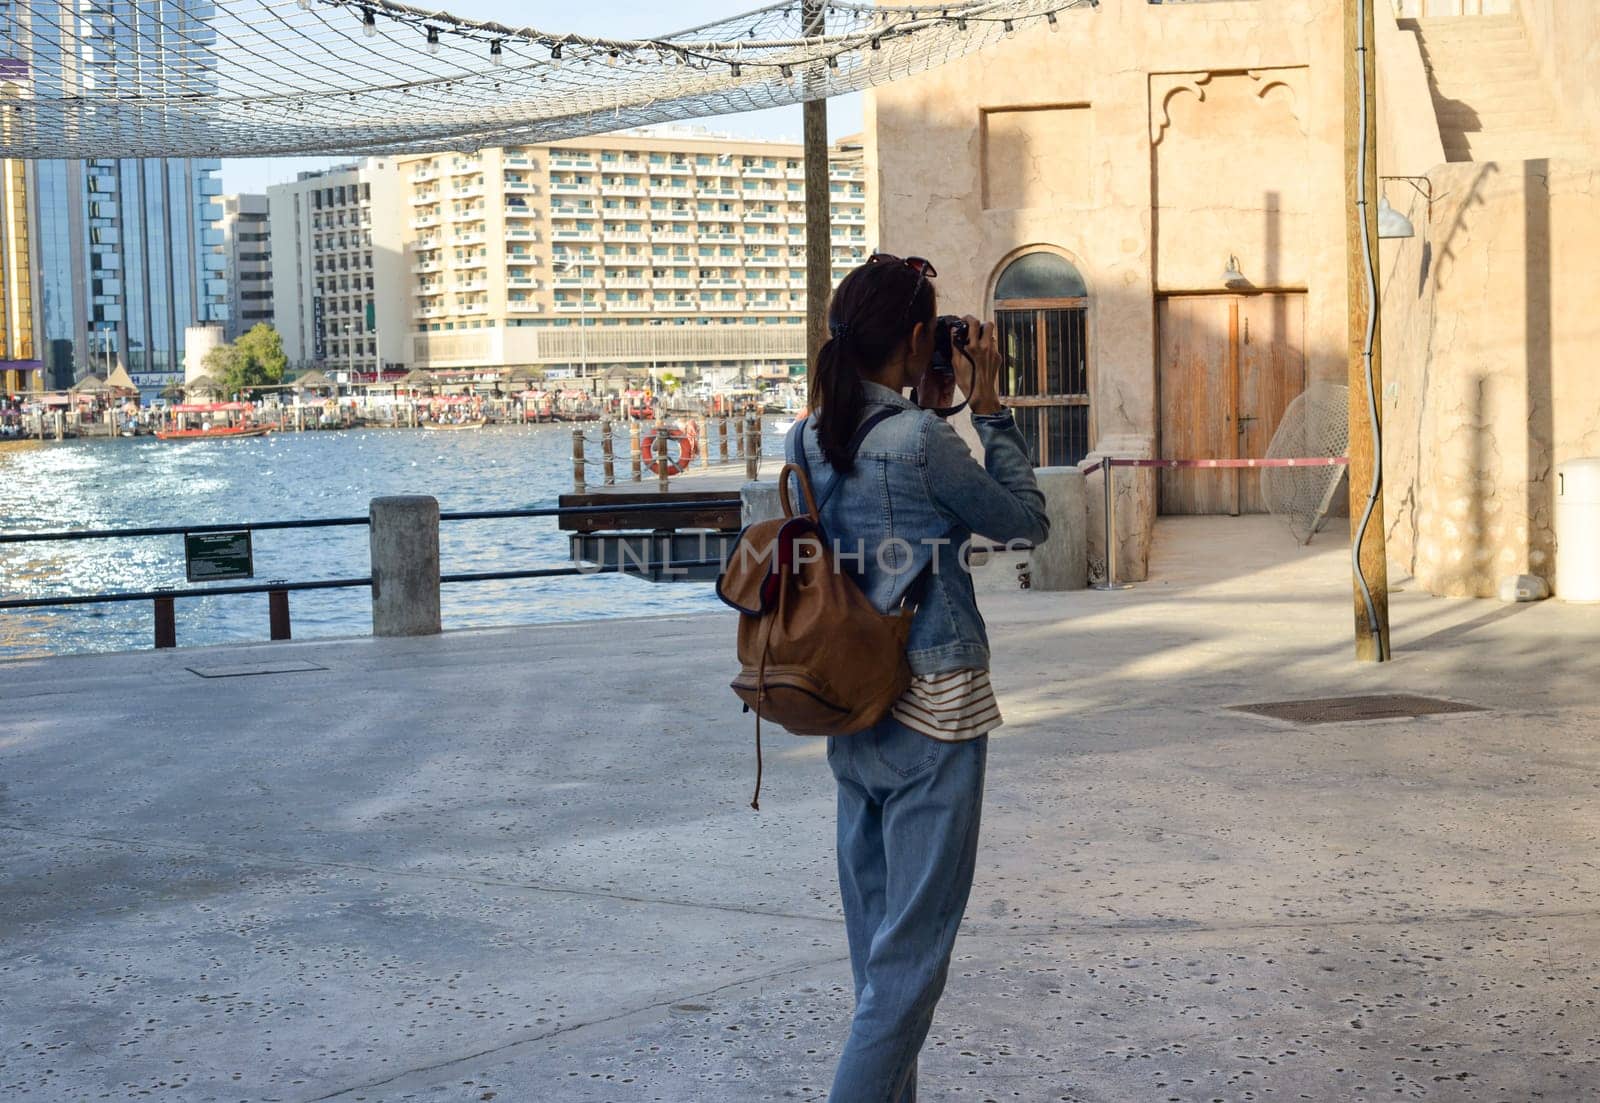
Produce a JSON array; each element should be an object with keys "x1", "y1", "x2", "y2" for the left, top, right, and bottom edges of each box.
[
  {"x1": 426, "y1": 26, "x2": 440, "y2": 54},
  {"x1": 490, "y1": 40, "x2": 503, "y2": 65},
  {"x1": 362, "y1": 8, "x2": 376, "y2": 37},
  {"x1": 1004, "y1": 20, "x2": 1015, "y2": 38},
  {"x1": 729, "y1": 61, "x2": 741, "y2": 77},
  {"x1": 1047, "y1": 11, "x2": 1060, "y2": 32}
]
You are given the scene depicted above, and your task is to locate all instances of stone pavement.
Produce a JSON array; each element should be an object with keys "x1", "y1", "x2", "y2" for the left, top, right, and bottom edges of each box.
[{"x1": 2, "y1": 516, "x2": 1597, "y2": 1102}]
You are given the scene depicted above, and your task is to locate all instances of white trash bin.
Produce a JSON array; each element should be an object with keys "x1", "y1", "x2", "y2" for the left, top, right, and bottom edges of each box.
[{"x1": 1555, "y1": 458, "x2": 1600, "y2": 602}]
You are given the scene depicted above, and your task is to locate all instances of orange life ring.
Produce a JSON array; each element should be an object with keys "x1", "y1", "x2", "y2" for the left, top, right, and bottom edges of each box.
[{"x1": 641, "y1": 426, "x2": 695, "y2": 475}]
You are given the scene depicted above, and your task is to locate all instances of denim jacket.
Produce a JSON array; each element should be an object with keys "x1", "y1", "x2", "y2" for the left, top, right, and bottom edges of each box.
[{"x1": 785, "y1": 381, "x2": 1049, "y2": 675}]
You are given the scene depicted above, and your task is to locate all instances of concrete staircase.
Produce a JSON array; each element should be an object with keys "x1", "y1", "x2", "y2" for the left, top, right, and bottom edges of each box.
[{"x1": 1400, "y1": 14, "x2": 1591, "y2": 162}]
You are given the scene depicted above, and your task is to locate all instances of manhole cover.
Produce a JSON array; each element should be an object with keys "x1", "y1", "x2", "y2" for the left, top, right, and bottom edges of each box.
[
  {"x1": 1231, "y1": 694, "x2": 1485, "y2": 725},
  {"x1": 186, "y1": 660, "x2": 328, "y2": 679}
]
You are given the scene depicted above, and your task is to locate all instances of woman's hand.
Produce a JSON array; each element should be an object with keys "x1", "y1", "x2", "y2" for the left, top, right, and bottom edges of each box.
[{"x1": 958, "y1": 316, "x2": 1004, "y2": 416}]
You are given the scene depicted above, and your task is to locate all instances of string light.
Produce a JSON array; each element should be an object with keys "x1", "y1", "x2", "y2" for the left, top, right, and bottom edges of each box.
[
  {"x1": 1047, "y1": 11, "x2": 1060, "y2": 32},
  {"x1": 361, "y1": 7, "x2": 376, "y2": 37},
  {"x1": 296, "y1": 0, "x2": 311, "y2": 9},
  {"x1": 780, "y1": 63, "x2": 793, "y2": 83},
  {"x1": 426, "y1": 26, "x2": 440, "y2": 54},
  {"x1": 870, "y1": 37, "x2": 881, "y2": 51},
  {"x1": 550, "y1": 41, "x2": 563, "y2": 63},
  {"x1": 956, "y1": 18, "x2": 967, "y2": 31},
  {"x1": 729, "y1": 61, "x2": 742, "y2": 77},
  {"x1": 1003, "y1": 19, "x2": 1015, "y2": 38},
  {"x1": 490, "y1": 39, "x2": 503, "y2": 64},
  {"x1": 826, "y1": 53, "x2": 838, "y2": 69}
]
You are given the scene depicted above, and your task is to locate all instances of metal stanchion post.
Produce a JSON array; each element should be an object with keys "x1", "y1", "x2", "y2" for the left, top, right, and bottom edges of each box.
[{"x1": 1093, "y1": 458, "x2": 1133, "y2": 592}]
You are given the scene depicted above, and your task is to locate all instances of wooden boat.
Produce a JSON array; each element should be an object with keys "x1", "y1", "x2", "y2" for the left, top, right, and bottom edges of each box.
[
  {"x1": 155, "y1": 425, "x2": 271, "y2": 441},
  {"x1": 421, "y1": 419, "x2": 487, "y2": 431}
]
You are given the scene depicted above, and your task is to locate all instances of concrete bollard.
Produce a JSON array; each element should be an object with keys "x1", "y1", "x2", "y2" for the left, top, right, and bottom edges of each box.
[
  {"x1": 740, "y1": 481, "x2": 784, "y2": 527},
  {"x1": 1028, "y1": 467, "x2": 1089, "y2": 591},
  {"x1": 369, "y1": 495, "x2": 441, "y2": 637}
]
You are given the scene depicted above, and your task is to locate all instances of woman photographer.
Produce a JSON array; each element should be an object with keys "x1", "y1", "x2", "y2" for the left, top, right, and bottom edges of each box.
[{"x1": 786, "y1": 254, "x2": 1048, "y2": 1100}]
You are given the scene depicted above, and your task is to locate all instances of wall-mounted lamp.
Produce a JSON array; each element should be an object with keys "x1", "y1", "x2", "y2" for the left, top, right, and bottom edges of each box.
[
  {"x1": 1221, "y1": 255, "x2": 1250, "y2": 289},
  {"x1": 1377, "y1": 175, "x2": 1433, "y2": 238},
  {"x1": 1376, "y1": 196, "x2": 1414, "y2": 240}
]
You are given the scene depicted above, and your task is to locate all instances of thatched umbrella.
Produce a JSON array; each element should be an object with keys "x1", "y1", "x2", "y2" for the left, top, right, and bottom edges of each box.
[
  {"x1": 290, "y1": 368, "x2": 335, "y2": 394},
  {"x1": 397, "y1": 369, "x2": 439, "y2": 393},
  {"x1": 184, "y1": 373, "x2": 222, "y2": 398},
  {"x1": 104, "y1": 364, "x2": 140, "y2": 395},
  {"x1": 69, "y1": 374, "x2": 109, "y2": 394},
  {"x1": 160, "y1": 381, "x2": 186, "y2": 402}
]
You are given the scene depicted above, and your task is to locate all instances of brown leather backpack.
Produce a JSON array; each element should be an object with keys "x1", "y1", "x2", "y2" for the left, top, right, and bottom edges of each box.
[{"x1": 717, "y1": 411, "x2": 913, "y2": 809}]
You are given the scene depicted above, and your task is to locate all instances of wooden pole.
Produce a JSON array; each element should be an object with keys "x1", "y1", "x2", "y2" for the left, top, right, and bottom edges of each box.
[
  {"x1": 629, "y1": 420, "x2": 642, "y2": 482},
  {"x1": 718, "y1": 416, "x2": 729, "y2": 464},
  {"x1": 698, "y1": 417, "x2": 710, "y2": 469},
  {"x1": 601, "y1": 419, "x2": 616, "y2": 486},
  {"x1": 1344, "y1": 0, "x2": 1392, "y2": 662},
  {"x1": 802, "y1": 0, "x2": 830, "y2": 384},
  {"x1": 572, "y1": 427, "x2": 587, "y2": 494},
  {"x1": 655, "y1": 417, "x2": 670, "y2": 493}
]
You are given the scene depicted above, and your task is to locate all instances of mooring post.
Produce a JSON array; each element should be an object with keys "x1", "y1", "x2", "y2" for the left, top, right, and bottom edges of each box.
[
  {"x1": 629, "y1": 420, "x2": 642, "y2": 482},
  {"x1": 656, "y1": 417, "x2": 670, "y2": 492},
  {"x1": 571, "y1": 427, "x2": 586, "y2": 494},
  {"x1": 601, "y1": 419, "x2": 616, "y2": 486},
  {"x1": 718, "y1": 416, "x2": 729, "y2": 464},
  {"x1": 369, "y1": 495, "x2": 441, "y2": 637},
  {"x1": 698, "y1": 417, "x2": 710, "y2": 468},
  {"x1": 744, "y1": 414, "x2": 759, "y2": 482}
]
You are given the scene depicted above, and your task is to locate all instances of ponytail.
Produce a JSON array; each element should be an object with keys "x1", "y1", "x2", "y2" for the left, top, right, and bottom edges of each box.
[{"x1": 808, "y1": 336, "x2": 867, "y2": 472}]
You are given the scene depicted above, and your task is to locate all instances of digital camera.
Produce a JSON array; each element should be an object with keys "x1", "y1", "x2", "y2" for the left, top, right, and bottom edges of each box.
[{"x1": 931, "y1": 315, "x2": 970, "y2": 374}]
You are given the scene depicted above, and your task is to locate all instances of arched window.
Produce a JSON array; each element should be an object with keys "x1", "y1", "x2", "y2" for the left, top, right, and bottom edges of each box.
[{"x1": 993, "y1": 252, "x2": 1090, "y2": 467}]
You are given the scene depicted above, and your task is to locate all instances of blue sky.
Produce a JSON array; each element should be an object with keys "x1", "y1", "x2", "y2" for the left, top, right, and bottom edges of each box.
[{"x1": 221, "y1": 1, "x2": 865, "y2": 195}]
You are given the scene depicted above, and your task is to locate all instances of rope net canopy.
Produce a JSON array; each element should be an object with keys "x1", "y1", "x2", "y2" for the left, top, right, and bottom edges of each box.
[{"x1": 0, "y1": 0, "x2": 1094, "y2": 160}]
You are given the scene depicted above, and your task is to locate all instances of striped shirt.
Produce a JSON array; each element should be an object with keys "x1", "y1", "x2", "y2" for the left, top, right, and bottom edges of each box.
[{"x1": 891, "y1": 668, "x2": 1003, "y2": 742}]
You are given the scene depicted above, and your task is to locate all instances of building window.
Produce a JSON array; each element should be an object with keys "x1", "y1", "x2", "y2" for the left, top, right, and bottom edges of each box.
[{"x1": 992, "y1": 252, "x2": 1091, "y2": 468}]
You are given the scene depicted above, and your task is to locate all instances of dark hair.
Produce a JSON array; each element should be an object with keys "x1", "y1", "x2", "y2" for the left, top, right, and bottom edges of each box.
[{"x1": 808, "y1": 260, "x2": 936, "y2": 471}]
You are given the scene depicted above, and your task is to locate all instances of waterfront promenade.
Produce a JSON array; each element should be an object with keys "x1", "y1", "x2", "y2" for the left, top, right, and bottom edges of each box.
[{"x1": 2, "y1": 516, "x2": 1597, "y2": 1101}]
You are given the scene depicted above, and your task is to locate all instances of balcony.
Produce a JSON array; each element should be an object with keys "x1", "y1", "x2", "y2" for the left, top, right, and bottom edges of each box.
[
  {"x1": 416, "y1": 284, "x2": 444, "y2": 297},
  {"x1": 834, "y1": 212, "x2": 867, "y2": 225},
  {"x1": 554, "y1": 301, "x2": 603, "y2": 313},
  {"x1": 455, "y1": 232, "x2": 487, "y2": 246},
  {"x1": 506, "y1": 228, "x2": 540, "y2": 242},
  {"x1": 743, "y1": 188, "x2": 786, "y2": 201},
  {"x1": 700, "y1": 232, "x2": 740, "y2": 243},
  {"x1": 609, "y1": 299, "x2": 653, "y2": 313},
  {"x1": 747, "y1": 256, "x2": 787, "y2": 268},
  {"x1": 659, "y1": 301, "x2": 698, "y2": 312},
  {"x1": 411, "y1": 260, "x2": 442, "y2": 273},
  {"x1": 508, "y1": 300, "x2": 543, "y2": 313},
  {"x1": 606, "y1": 185, "x2": 648, "y2": 198},
  {"x1": 654, "y1": 278, "x2": 695, "y2": 289},
  {"x1": 450, "y1": 208, "x2": 487, "y2": 223},
  {"x1": 410, "y1": 190, "x2": 441, "y2": 205},
  {"x1": 452, "y1": 185, "x2": 486, "y2": 200},
  {"x1": 410, "y1": 215, "x2": 441, "y2": 229},
  {"x1": 410, "y1": 168, "x2": 439, "y2": 183},
  {"x1": 503, "y1": 180, "x2": 537, "y2": 194},
  {"x1": 606, "y1": 278, "x2": 652, "y2": 289},
  {"x1": 663, "y1": 210, "x2": 694, "y2": 222},
  {"x1": 549, "y1": 206, "x2": 595, "y2": 220},
  {"x1": 449, "y1": 162, "x2": 484, "y2": 176},
  {"x1": 414, "y1": 237, "x2": 442, "y2": 251},
  {"x1": 662, "y1": 256, "x2": 695, "y2": 267},
  {"x1": 652, "y1": 184, "x2": 694, "y2": 197},
  {"x1": 745, "y1": 212, "x2": 785, "y2": 225},
  {"x1": 414, "y1": 306, "x2": 446, "y2": 319},
  {"x1": 667, "y1": 163, "x2": 691, "y2": 174},
  {"x1": 785, "y1": 213, "x2": 807, "y2": 224},
  {"x1": 702, "y1": 278, "x2": 742, "y2": 289},
  {"x1": 551, "y1": 182, "x2": 598, "y2": 195},
  {"x1": 455, "y1": 279, "x2": 490, "y2": 292},
  {"x1": 551, "y1": 157, "x2": 598, "y2": 171},
  {"x1": 458, "y1": 303, "x2": 490, "y2": 316},
  {"x1": 505, "y1": 156, "x2": 537, "y2": 169},
  {"x1": 508, "y1": 276, "x2": 541, "y2": 288},
  {"x1": 744, "y1": 166, "x2": 783, "y2": 179},
  {"x1": 456, "y1": 255, "x2": 489, "y2": 269},
  {"x1": 746, "y1": 300, "x2": 787, "y2": 312},
  {"x1": 552, "y1": 228, "x2": 599, "y2": 241},
  {"x1": 603, "y1": 231, "x2": 650, "y2": 243},
  {"x1": 746, "y1": 278, "x2": 787, "y2": 290}
]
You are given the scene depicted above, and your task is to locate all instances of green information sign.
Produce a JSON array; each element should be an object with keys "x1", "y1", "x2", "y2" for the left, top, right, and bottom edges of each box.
[{"x1": 185, "y1": 531, "x2": 254, "y2": 583}]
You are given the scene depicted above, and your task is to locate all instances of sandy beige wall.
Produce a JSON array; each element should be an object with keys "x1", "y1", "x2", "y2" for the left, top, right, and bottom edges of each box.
[
  {"x1": 1514, "y1": 1, "x2": 1600, "y2": 146},
  {"x1": 1381, "y1": 160, "x2": 1600, "y2": 596}
]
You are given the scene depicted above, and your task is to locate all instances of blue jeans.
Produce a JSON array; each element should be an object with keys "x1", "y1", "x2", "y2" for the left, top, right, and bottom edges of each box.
[{"x1": 826, "y1": 717, "x2": 988, "y2": 1103}]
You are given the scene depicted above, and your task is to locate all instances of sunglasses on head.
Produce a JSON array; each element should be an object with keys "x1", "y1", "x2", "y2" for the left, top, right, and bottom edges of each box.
[{"x1": 867, "y1": 253, "x2": 938, "y2": 326}]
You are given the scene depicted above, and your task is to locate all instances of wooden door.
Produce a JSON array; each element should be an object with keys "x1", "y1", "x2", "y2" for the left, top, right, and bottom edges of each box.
[{"x1": 1158, "y1": 293, "x2": 1306, "y2": 515}]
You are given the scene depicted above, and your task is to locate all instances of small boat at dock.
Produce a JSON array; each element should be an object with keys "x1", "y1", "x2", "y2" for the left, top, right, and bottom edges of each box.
[
  {"x1": 421, "y1": 419, "x2": 487, "y2": 431},
  {"x1": 155, "y1": 425, "x2": 272, "y2": 441}
]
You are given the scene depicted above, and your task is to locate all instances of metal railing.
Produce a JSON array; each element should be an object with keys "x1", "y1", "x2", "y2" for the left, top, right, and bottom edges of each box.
[{"x1": 0, "y1": 499, "x2": 738, "y2": 649}]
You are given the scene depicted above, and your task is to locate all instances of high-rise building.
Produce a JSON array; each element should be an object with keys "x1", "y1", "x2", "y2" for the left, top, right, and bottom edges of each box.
[
  {"x1": 219, "y1": 195, "x2": 274, "y2": 341},
  {"x1": 266, "y1": 160, "x2": 407, "y2": 381},
  {"x1": 0, "y1": 158, "x2": 41, "y2": 396},
  {"x1": 16, "y1": 0, "x2": 229, "y2": 395},
  {"x1": 392, "y1": 128, "x2": 870, "y2": 387}
]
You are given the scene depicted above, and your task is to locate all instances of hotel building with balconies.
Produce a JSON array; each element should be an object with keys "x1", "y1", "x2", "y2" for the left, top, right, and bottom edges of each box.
[
  {"x1": 395, "y1": 127, "x2": 869, "y2": 386},
  {"x1": 267, "y1": 160, "x2": 408, "y2": 380}
]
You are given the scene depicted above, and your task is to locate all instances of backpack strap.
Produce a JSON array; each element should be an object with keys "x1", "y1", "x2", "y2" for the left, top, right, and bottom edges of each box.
[{"x1": 792, "y1": 407, "x2": 901, "y2": 515}]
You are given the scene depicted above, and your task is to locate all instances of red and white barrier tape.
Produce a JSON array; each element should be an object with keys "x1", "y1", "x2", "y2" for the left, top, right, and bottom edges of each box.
[{"x1": 1081, "y1": 457, "x2": 1348, "y2": 475}]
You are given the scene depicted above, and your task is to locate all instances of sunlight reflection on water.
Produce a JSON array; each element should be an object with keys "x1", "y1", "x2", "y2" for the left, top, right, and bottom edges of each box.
[{"x1": 0, "y1": 424, "x2": 780, "y2": 659}]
